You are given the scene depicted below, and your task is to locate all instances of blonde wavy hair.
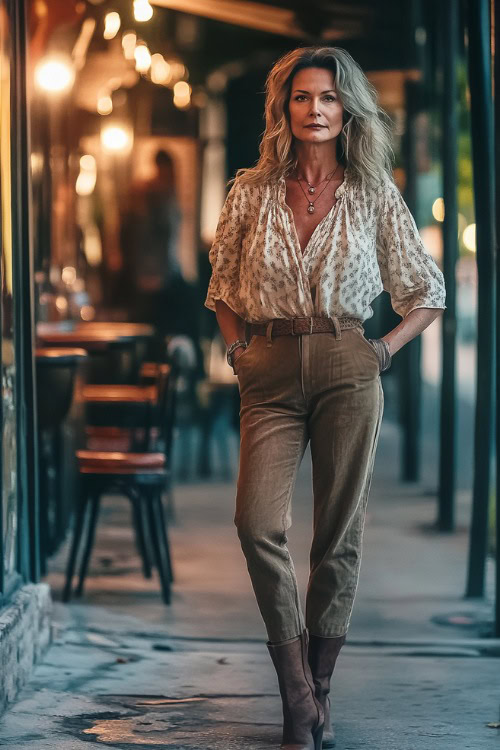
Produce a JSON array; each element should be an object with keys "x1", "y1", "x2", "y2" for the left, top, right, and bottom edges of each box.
[{"x1": 235, "y1": 46, "x2": 394, "y2": 187}]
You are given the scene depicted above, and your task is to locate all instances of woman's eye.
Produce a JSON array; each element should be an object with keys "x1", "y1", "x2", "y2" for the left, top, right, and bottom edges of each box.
[
  {"x1": 324, "y1": 96, "x2": 336, "y2": 102},
  {"x1": 294, "y1": 95, "x2": 307, "y2": 101}
]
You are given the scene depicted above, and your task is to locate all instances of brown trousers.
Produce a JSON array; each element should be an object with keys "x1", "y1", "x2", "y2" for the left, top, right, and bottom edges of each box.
[{"x1": 234, "y1": 324, "x2": 384, "y2": 643}]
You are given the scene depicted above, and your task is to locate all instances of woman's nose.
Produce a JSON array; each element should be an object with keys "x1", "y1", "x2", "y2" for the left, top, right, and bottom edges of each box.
[{"x1": 308, "y1": 99, "x2": 321, "y2": 116}]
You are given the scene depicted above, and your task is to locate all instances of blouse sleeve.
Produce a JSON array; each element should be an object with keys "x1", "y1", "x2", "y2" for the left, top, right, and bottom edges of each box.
[
  {"x1": 376, "y1": 180, "x2": 447, "y2": 319},
  {"x1": 204, "y1": 179, "x2": 246, "y2": 316}
]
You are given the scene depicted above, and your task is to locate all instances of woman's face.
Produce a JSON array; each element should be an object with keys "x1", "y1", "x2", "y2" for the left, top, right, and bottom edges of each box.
[{"x1": 288, "y1": 67, "x2": 344, "y2": 145}]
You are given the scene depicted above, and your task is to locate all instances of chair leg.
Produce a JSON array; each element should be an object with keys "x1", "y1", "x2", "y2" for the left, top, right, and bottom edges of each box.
[
  {"x1": 63, "y1": 483, "x2": 88, "y2": 602},
  {"x1": 155, "y1": 493, "x2": 174, "y2": 583},
  {"x1": 131, "y1": 497, "x2": 152, "y2": 579},
  {"x1": 145, "y1": 492, "x2": 171, "y2": 605},
  {"x1": 75, "y1": 494, "x2": 101, "y2": 597},
  {"x1": 163, "y1": 469, "x2": 177, "y2": 524}
]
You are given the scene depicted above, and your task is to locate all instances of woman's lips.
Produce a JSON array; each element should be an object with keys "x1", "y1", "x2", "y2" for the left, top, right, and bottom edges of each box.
[{"x1": 305, "y1": 124, "x2": 325, "y2": 129}]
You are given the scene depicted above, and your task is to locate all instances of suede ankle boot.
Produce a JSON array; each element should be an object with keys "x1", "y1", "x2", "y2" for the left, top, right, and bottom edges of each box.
[
  {"x1": 307, "y1": 633, "x2": 346, "y2": 748},
  {"x1": 267, "y1": 630, "x2": 324, "y2": 750}
]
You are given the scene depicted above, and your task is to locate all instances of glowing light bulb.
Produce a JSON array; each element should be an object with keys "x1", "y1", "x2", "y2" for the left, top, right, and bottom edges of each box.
[
  {"x1": 134, "y1": 0, "x2": 153, "y2": 22},
  {"x1": 134, "y1": 42, "x2": 151, "y2": 73},
  {"x1": 103, "y1": 11, "x2": 121, "y2": 40},
  {"x1": 173, "y1": 80, "x2": 191, "y2": 109},
  {"x1": 101, "y1": 125, "x2": 131, "y2": 152},
  {"x1": 151, "y1": 54, "x2": 171, "y2": 85},
  {"x1": 121, "y1": 31, "x2": 137, "y2": 60},
  {"x1": 35, "y1": 57, "x2": 75, "y2": 93}
]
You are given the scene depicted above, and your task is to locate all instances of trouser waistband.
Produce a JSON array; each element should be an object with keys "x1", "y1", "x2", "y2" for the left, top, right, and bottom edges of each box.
[{"x1": 248, "y1": 316, "x2": 362, "y2": 341}]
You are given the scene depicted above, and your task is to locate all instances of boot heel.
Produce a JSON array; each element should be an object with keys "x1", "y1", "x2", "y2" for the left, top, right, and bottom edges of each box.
[{"x1": 313, "y1": 723, "x2": 324, "y2": 750}]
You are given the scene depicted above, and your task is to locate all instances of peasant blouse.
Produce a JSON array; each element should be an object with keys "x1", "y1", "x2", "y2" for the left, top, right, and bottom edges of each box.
[{"x1": 204, "y1": 168, "x2": 446, "y2": 324}]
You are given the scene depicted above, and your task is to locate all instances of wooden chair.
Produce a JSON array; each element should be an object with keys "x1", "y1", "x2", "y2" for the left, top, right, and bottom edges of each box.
[{"x1": 62, "y1": 363, "x2": 176, "y2": 604}]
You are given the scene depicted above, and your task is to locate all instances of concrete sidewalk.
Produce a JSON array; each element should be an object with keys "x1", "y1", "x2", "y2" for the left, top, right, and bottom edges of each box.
[{"x1": 0, "y1": 414, "x2": 499, "y2": 749}]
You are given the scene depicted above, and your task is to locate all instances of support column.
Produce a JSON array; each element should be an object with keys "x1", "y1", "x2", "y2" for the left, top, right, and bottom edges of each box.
[
  {"x1": 465, "y1": 0, "x2": 496, "y2": 599},
  {"x1": 437, "y1": 0, "x2": 459, "y2": 531}
]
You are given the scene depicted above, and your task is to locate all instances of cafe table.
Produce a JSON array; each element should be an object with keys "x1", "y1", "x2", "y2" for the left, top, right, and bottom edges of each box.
[{"x1": 36, "y1": 323, "x2": 151, "y2": 385}]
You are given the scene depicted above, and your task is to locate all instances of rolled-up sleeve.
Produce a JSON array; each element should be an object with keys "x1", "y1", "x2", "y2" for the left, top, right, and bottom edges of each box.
[
  {"x1": 204, "y1": 180, "x2": 246, "y2": 316},
  {"x1": 376, "y1": 180, "x2": 447, "y2": 319}
]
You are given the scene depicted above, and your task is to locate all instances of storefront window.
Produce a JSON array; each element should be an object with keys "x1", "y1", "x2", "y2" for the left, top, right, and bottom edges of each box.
[{"x1": 0, "y1": 0, "x2": 18, "y2": 583}]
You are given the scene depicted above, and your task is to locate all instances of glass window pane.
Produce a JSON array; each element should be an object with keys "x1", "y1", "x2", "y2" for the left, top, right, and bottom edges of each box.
[{"x1": 0, "y1": 1, "x2": 18, "y2": 580}]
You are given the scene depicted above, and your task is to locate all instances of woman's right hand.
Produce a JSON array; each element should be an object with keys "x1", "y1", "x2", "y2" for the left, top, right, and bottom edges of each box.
[{"x1": 232, "y1": 346, "x2": 247, "y2": 371}]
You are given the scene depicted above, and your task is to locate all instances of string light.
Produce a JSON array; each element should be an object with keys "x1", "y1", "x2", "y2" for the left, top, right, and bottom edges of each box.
[
  {"x1": 103, "y1": 11, "x2": 121, "y2": 40},
  {"x1": 173, "y1": 81, "x2": 191, "y2": 109},
  {"x1": 133, "y1": 0, "x2": 153, "y2": 22},
  {"x1": 121, "y1": 31, "x2": 137, "y2": 60},
  {"x1": 134, "y1": 42, "x2": 151, "y2": 73},
  {"x1": 151, "y1": 54, "x2": 172, "y2": 85}
]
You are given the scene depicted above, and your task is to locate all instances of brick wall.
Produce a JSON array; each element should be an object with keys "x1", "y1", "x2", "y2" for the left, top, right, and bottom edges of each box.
[{"x1": 0, "y1": 584, "x2": 52, "y2": 713}]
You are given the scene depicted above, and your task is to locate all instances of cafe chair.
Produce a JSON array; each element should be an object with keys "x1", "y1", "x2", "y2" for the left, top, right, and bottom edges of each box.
[{"x1": 62, "y1": 363, "x2": 177, "y2": 605}]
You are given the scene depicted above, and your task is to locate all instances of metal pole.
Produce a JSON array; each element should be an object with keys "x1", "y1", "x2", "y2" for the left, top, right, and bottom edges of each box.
[
  {"x1": 465, "y1": 0, "x2": 496, "y2": 598},
  {"x1": 400, "y1": 79, "x2": 422, "y2": 482},
  {"x1": 493, "y1": 0, "x2": 500, "y2": 637},
  {"x1": 438, "y1": 0, "x2": 459, "y2": 531}
]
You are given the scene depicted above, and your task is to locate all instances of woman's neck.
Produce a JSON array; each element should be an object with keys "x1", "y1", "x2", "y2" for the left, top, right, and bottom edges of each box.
[{"x1": 294, "y1": 141, "x2": 340, "y2": 184}]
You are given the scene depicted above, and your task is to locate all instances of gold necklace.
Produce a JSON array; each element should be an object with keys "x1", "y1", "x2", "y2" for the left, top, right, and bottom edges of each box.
[{"x1": 296, "y1": 163, "x2": 341, "y2": 214}]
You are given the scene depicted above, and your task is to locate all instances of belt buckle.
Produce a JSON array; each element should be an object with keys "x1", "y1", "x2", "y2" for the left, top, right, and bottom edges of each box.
[{"x1": 291, "y1": 317, "x2": 313, "y2": 335}]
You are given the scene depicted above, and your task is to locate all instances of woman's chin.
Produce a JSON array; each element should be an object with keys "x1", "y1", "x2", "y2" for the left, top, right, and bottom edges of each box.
[{"x1": 295, "y1": 131, "x2": 334, "y2": 145}]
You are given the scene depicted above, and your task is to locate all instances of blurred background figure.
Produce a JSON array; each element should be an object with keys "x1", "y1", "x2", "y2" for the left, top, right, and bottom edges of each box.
[{"x1": 121, "y1": 148, "x2": 184, "y2": 336}]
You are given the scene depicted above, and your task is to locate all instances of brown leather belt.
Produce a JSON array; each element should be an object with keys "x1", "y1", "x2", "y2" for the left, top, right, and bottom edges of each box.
[{"x1": 249, "y1": 316, "x2": 362, "y2": 338}]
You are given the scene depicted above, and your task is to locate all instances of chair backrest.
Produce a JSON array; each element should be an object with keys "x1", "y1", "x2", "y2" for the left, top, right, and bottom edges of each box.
[{"x1": 147, "y1": 363, "x2": 178, "y2": 469}]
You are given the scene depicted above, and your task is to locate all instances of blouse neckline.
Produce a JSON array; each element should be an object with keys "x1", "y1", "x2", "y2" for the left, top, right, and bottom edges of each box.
[{"x1": 277, "y1": 164, "x2": 351, "y2": 204}]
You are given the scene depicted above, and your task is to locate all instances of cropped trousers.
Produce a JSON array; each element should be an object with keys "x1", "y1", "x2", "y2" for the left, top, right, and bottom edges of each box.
[{"x1": 233, "y1": 322, "x2": 384, "y2": 643}]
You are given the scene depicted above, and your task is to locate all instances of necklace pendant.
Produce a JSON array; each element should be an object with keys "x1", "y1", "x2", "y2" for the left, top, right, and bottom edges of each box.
[
  {"x1": 308, "y1": 186, "x2": 315, "y2": 194},
  {"x1": 307, "y1": 204, "x2": 315, "y2": 214}
]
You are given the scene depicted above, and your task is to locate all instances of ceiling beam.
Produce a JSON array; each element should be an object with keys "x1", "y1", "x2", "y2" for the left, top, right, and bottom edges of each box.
[{"x1": 150, "y1": 0, "x2": 305, "y2": 38}]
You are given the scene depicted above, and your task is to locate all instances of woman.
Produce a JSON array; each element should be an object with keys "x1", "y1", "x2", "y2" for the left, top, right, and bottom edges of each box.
[{"x1": 205, "y1": 46, "x2": 446, "y2": 750}]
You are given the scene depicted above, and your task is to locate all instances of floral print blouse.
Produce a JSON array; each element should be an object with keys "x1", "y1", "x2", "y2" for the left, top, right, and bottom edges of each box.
[{"x1": 204, "y1": 168, "x2": 446, "y2": 324}]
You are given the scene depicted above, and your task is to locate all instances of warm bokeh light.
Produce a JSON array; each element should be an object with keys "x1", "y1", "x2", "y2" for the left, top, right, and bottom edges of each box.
[
  {"x1": 134, "y1": 43, "x2": 151, "y2": 73},
  {"x1": 76, "y1": 170, "x2": 96, "y2": 196},
  {"x1": 80, "y1": 305, "x2": 96, "y2": 321},
  {"x1": 80, "y1": 154, "x2": 96, "y2": 171},
  {"x1": 133, "y1": 0, "x2": 153, "y2": 22},
  {"x1": 101, "y1": 125, "x2": 132, "y2": 151},
  {"x1": 76, "y1": 155, "x2": 97, "y2": 196},
  {"x1": 173, "y1": 81, "x2": 190, "y2": 98},
  {"x1": 35, "y1": 58, "x2": 75, "y2": 93},
  {"x1": 97, "y1": 94, "x2": 113, "y2": 115},
  {"x1": 151, "y1": 54, "x2": 172, "y2": 85},
  {"x1": 173, "y1": 80, "x2": 191, "y2": 109},
  {"x1": 121, "y1": 31, "x2": 137, "y2": 60},
  {"x1": 432, "y1": 197, "x2": 445, "y2": 222},
  {"x1": 463, "y1": 223, "x2": 476, "y2": 252},
  {"x1": 61, "y1": 266, "x2": 77, "y2": 285},
  {"x1": 103, "y1": 11, "x2": 121, "y2": 39},
  {"x1": 55, "y1": 296, "x2": 68, "y2": 313}
]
